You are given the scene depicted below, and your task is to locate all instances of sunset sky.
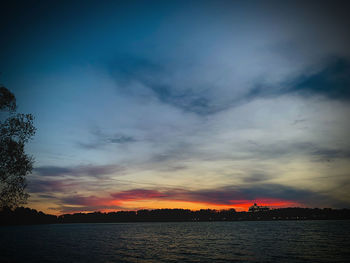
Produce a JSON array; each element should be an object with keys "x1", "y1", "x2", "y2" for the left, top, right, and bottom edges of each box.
[{"x1": 1, "y1": 0, "x2": 350, "y2": 214}]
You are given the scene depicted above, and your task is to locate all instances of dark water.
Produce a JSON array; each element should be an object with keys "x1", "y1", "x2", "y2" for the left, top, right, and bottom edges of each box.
[{"x1": 1, "y1": 220, "x2": 350, "y2": 262}]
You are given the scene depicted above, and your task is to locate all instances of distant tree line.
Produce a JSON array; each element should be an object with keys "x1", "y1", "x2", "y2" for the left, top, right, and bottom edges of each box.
[
  {"x1": 0, "y1": 207, "x2": 57, "y2": 225},
  {"x1": 1, "y1": 207, "x2": 350, "y2": 225}
]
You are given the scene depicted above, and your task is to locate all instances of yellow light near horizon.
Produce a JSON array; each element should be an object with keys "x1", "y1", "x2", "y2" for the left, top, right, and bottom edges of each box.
[{"x1": 119, "y1": 200, "x2": 238, "y2": 211}]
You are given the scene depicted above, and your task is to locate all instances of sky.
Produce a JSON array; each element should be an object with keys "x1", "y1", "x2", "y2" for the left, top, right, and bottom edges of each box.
[{"x1": 1, "y1": 0, "x2": 350, "y2": 214}]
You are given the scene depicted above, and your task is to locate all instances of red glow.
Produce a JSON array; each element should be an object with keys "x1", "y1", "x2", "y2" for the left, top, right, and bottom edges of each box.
[
  {"x1": 55, "y1": 188, "x2": 302, "y2": 214},
  {"x1": 158, "y1": 198, "x2": 301, "y2": 211}
]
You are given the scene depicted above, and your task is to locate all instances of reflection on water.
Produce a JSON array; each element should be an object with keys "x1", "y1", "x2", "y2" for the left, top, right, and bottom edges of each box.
[{"x1": 1, "y1": 220, "x2": 350, "y2": 262}]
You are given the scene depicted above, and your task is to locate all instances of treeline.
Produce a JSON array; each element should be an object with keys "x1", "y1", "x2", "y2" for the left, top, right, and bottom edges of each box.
[
  {"x1": 1, "y1": 207, "x2": 350, "y2": 225},
  {"x1": 0, "y1": 207, "x2": 57, "y2": 225}
]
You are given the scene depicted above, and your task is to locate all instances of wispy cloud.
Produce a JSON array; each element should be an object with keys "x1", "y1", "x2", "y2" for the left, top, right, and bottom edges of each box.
[
  {"x1": 34, "y1": 164, "x2": 123, "y2": 178},
  {"x1": 109, "y1": 56, "x2": 225, "y2": 115},
  {"x1": 287, "y1": 58, "x2": 350, "y2": 100},
  {"x1": 78, "y1": 126, "x2": 137, "y2": 150},
  {"x1": 109, "y1": 53, "x2": 350, "y2": 118},
  {"x1": 28, "y1": 179, "x2": 75, "y2": 193}
]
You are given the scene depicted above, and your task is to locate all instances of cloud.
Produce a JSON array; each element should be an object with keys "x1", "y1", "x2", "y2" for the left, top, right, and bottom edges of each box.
[
  {"x1": 28, "y1": 179, "x2": 74, "y2": 193},
  {"x1": 286, "y1": 57, "x2": 350, "y2": 100},
  {"x1": 160, "y1": 186, "x2": 310, "y2": 206},
  {"x1": 242, "y1": 173, "x2": 271, "y2": 183},
  {"x1": 147, "y1": 136, "x2": 350, "y2": 168},
  {"x1": 29, "y1": 164, "x2": 128, "y2": 197},
  {"x1": 58, "y1": 183, "x2": 349, "y2": 212},
  {"x1": 34, "y1": 164, "x2": 123, "y2": 177},
  {"x1": 311, "y1": 148, "x2": 350, "y2": 162},
  {"x1": 110, "y1": 189, "x2": 168, "y2": 200},
  {"x1": 77, "y1": 126, "x2": 137, "y2": 149},
  {"x1": 108, "y1": 135, "x2": 136, "y2": 144},
  {"x1": 33, "y1": 167, "x2": 72, "y2": 177},
  {"x1": 109, "y1": 54, "x2": 350, "y2": 119},
  {"x1": 241, "y1": 141, "x2": 350, "y2": 162},
  {"x1": 109, "y1": 56, "x2": 224, "y2": 115},
  {"x1": 61, "y1": 195, "x2": 117, "y2": 207},
  {"x1": 28, "y1": 175, "x2": 124, "y2": 196},
  {"x1": 226, "y1": 57, "x2": 350, "y2": 106}
]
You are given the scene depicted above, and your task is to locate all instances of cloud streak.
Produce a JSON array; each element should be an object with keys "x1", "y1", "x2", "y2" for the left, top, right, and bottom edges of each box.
[
  {"x1": 110, "y1": 55, "x2": 350, "y2": 117},
  {"x1": 77, "y1": 126, "x2": 137, "y2": 150},
  {"x1": 34, "y1": 164, "x2": 123, "y2": 178},
  {"x1": 287, "y1": 58, "x2": 350, "y2": 100}
]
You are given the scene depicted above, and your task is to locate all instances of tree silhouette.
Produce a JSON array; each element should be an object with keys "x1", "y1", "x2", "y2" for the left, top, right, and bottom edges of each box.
[{"x1": 0, "y1": 86, "x2": 36, "y2": 209}]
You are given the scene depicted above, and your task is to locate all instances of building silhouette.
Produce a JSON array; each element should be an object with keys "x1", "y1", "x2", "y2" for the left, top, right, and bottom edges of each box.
[{"x1": 249, "y1": 203, "x2": 270, "y2": 212}]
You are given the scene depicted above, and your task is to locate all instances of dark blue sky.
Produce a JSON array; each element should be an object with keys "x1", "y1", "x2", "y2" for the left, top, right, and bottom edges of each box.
[{"x1": 1, "y1": 0, "x2": 350, "y2": 213}]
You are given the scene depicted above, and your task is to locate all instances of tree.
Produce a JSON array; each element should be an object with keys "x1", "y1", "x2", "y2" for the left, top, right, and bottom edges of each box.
[{"x1": 0, "y1": 86, "x2": 36, "y2": 209}]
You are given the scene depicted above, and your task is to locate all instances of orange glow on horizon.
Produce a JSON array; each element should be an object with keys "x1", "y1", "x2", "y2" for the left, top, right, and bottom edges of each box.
[{"x1": 29, "y1": 198, "x2": 301, "y2": 215}]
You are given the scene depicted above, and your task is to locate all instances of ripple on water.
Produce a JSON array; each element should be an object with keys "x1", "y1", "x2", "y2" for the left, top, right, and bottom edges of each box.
[{"x1": 1, "y1": 221, "x2": 350, "y2": 262}]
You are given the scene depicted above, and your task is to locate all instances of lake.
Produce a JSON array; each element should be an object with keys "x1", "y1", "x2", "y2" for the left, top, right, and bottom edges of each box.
[{"x1": 1, "y1": 220, "x2": 350, "y2": 262}]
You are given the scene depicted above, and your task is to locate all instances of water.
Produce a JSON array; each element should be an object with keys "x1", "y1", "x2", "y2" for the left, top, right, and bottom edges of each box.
[{"x1": 1, "y1": 220, "x2": 350, "y2": 262}]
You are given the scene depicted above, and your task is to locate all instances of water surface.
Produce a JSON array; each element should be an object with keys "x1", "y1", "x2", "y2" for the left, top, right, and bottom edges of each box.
[{"x1": 1, "y1": 220, "x2": 350, "y2": 262}]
